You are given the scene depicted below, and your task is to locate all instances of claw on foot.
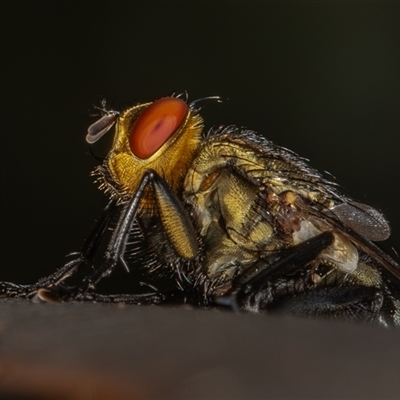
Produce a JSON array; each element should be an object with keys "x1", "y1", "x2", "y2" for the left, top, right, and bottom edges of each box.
[{"x1": 32, "y1": 288, "x2": 63, "y2": 303}]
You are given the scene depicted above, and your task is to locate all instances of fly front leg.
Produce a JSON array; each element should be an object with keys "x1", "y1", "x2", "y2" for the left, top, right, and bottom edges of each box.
[
  {"x1": 0, "y1": 198, "x2": 117, "y2": 300},
  {"x1": 74, "y1": 169, "x2": 198, "y2": 300}
]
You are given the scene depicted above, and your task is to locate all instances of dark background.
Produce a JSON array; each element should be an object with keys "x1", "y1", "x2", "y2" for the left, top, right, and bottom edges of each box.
[
  {"x1": 1, "y1": 4, "x2": 400, "y2": 399},
  {"x1": 1, "y1": 2, "x2": 400, "y2": 284}
]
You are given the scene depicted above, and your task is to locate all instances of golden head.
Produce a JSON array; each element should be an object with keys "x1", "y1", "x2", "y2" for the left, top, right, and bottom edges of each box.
[{"x1": 89, "y1": 97, "x2": 204, "y2": 200}]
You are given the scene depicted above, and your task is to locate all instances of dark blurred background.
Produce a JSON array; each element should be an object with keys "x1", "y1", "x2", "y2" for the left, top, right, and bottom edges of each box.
[{"x1": 1, "y1": 2, "x2": 400, "y2": 284}]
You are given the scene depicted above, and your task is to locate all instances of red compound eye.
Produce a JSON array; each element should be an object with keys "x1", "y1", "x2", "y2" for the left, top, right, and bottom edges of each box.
[{"x1": 130, "y1": 97, "x2": 188, "y2": 159}]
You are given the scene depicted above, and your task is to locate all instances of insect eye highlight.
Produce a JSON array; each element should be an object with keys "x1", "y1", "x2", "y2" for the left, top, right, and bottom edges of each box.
[{"x1": 129, "y1": 97, "x2": 188, "y2": 159}]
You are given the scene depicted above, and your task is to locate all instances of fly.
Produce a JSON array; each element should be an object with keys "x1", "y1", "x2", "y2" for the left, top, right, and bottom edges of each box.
[{"x1": 1, "y1": 94, "x2": 399, "y2": 327}]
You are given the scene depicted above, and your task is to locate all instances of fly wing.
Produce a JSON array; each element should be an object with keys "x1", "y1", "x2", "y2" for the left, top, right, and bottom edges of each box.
[{"x1": 330, "y1": 201, "x2": 390, "y2": 241}]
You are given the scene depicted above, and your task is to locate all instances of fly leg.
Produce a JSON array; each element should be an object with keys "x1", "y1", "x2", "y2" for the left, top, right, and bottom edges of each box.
[
  {"x1": 82, "y1": 291, "x2": 166, "y2": 305},
  {"x1": 0, "y1": 198, "x2": 117, "y2": 300},
  {"x1": 70, "y1": 169, "x2": 198, "y2": 302},
  {"x1": 215, "y1": 231, "x2": 335, "y2": 312}
]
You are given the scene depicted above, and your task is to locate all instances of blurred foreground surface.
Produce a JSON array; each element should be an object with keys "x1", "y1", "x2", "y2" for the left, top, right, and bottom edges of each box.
[{"x1": 0, "y1": 299, "x2": 399, "y2": 400}]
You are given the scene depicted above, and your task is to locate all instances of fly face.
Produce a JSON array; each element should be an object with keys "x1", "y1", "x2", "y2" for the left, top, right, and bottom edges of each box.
[{"x1": 1, "y1": 95, "x2": 399, "y2": 327}]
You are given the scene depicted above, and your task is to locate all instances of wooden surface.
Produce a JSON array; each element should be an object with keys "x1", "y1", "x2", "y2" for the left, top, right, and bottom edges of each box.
[{"x1": 1, "y1": 299, "x2": 399, "y2": 399}]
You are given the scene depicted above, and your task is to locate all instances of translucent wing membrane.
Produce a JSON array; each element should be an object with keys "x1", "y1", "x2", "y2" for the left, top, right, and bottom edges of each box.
[{"x1": 330, "y1": 201, "x2": 390, "y2": 241}]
